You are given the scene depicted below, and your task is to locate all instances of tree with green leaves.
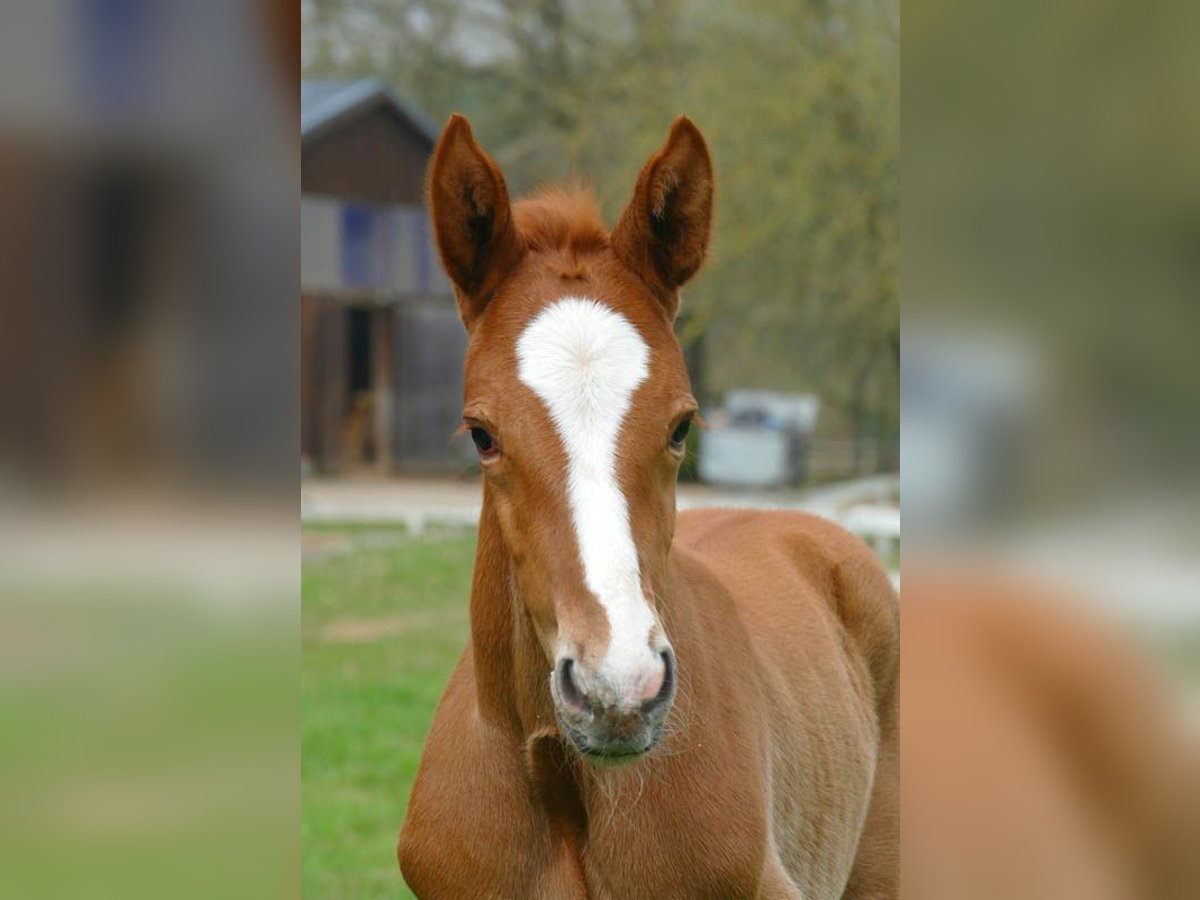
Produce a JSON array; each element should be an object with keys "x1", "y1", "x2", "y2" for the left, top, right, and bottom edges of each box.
[{"x1": 303, "y1": 0, "x2": 898, "y2": 473}]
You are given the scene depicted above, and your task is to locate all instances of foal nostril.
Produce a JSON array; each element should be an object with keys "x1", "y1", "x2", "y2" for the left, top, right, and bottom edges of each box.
[
  {"x1": 642, "y1": 649, "x2": 676, "y2": 715},
  {"x1": 557, "y1": 658, "x2": 588, "y2": 713}
]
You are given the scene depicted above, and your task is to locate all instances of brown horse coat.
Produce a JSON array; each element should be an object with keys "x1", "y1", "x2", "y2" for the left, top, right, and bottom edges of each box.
[{"x1": 397, "y1": 115, "x2": 898, "y2": 899}]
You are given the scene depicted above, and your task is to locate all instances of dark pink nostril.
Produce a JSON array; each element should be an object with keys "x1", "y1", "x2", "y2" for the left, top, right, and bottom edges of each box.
[
  {"x1": 557, "y1": 658, "x2": 588, "y2": 712},
  {"x1": 642, "y1": 649, "x2": 675, "y2": 715}
]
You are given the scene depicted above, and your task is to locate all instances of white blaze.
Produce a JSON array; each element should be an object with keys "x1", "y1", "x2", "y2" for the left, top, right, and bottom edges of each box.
[{"x1": 516, "y1": 296, "x2": 656, "y2": 690}]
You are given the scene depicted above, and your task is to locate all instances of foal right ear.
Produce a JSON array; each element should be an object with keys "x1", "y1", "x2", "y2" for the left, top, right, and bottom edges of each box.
[
  {"x1": 429, "y1": 114, "x2": 525, "y2": 329},
  {"x1": 611, "y1": 116, "x2": 713, "y2": 319}
]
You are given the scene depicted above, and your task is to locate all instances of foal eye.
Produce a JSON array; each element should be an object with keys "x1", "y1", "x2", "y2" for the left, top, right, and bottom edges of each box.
[
  {"x1": 470, "y1": 426, "x2": 499, "y2": 459},
  {"x1": 669, "y1": 417, "x2": 692, "y2": 449}
]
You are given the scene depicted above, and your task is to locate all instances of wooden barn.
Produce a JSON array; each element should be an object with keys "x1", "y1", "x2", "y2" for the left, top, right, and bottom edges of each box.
[{"x1": 301, "y1": 78, "x2": 466, "y2": 474}]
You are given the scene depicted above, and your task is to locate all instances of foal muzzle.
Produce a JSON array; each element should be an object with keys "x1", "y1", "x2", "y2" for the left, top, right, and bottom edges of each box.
[{"x1": 550, "y1": 647, "x2": 676, "y2": 763}]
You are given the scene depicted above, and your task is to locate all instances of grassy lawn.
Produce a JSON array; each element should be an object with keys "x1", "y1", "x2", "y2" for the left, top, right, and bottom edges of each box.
[{"x1": 302, "y1": 523, "x2": 476, "y2": 899}]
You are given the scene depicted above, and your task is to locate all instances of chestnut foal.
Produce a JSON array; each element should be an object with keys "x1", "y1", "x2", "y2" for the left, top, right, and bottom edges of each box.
[{"x1": 398, "y1": 115, "x2": 899, "y2": 899}]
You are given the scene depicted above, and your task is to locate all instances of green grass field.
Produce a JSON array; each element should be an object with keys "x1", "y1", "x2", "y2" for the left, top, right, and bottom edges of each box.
[{"x1": 302, "y1": 523, "x2": 476, "y2": 899}]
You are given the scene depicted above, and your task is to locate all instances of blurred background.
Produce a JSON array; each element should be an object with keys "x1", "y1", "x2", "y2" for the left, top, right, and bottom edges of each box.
[
  {"x1": 299, "y1": 3, "x2": 898, "y2": 895},
  {"x1": 903, "y1": 0, "x2": 1200, "y2": 896},
  {"x1": 0, "y1": 2, "x2": 298, "y2": 899}
]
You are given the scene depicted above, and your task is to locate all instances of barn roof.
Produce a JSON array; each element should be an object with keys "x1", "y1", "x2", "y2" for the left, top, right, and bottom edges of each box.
[{"x1": 301, "y1": 77, "x2": 439, "y2": 147}]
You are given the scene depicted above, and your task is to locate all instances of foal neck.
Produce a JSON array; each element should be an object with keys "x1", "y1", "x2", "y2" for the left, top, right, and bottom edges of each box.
[{"x1": 469, "y1": 483, "x2": 557, "y2": 737}]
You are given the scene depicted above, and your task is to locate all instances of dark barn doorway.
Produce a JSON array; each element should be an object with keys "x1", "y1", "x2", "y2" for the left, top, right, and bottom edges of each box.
[{"x1": 339, "y1": 304, "x2": 393, "y2": 472}]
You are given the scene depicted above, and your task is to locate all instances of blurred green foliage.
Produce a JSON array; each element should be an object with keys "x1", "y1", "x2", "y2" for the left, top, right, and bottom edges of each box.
[
  {"x1": 303, "y1": 0, "x2": 898, "y2": 449},
  {"x1": 0, "y1": 588, "x2": 295, "y2": 900}
]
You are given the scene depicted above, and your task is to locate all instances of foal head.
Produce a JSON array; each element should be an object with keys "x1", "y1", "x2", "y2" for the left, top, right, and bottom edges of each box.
[{"x1": 430, "y1": 114, "x2": 713, "y2": 764}]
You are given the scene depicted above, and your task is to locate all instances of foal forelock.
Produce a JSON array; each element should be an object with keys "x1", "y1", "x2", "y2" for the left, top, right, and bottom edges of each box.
[{"x1": 515, "y1": 296, "x2": 657, "y2": 677}]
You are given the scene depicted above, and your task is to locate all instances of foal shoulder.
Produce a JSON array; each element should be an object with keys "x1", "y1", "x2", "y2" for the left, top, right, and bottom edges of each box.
[
  {"x1": 675, "y1": 508, "x2": 898, "y2": 704},
  {"x1": 675, "y1": 506, "x2": 888, "y2": 598},
  {"x1": 399, "y1": 652, "x2": 588, "y2": 899}
]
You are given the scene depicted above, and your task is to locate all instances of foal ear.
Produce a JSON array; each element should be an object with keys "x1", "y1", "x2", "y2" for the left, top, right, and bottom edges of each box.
[
  {"x1": 611, "y1": 116, "x2": 714, "y2": 319},
  {"x1": 429, "y1": 114, "x2": 525, "y2": 329}
]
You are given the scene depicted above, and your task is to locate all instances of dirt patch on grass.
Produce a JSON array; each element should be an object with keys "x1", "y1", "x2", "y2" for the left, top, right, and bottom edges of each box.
[
  {"x1": 319, "y1": 611, "x2": 465, "y2": 643},
  {"x1": 301, "y1": 532, "x2": 352, "y2": 562}
]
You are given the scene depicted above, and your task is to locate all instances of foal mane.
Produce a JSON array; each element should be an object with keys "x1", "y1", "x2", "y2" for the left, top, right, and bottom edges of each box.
[{"x1": 512, "y1": 185, "x2": 609, "y2": 256}]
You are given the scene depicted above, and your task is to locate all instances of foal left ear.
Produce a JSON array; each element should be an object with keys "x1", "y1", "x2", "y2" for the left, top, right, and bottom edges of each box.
[
  {"x1": 611, "y1": 116, "x2": 714, "y2": 319},
  {"x1": 429, "y1": 114, "x2": 525, "y2": 329}
]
